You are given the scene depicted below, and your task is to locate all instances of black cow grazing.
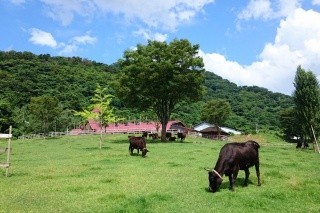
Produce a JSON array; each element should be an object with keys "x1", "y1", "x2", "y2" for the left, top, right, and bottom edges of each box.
[
  {"x1": 206, "y1": 140, "x2": 261, "y2": 192},
  {"x1": 169, "y1": 136, "x2": 176, "y2": 141},
  {"x1": 296, "y1": 139, "x2": 309, "y2": 149},
  {"x1": 149, "y1": 133, "x2": 159, "y2": 140},
  {"x1": 165, "y1": 132, "x2": 172, "y2": 139},
  {"x1": 142, "y1": 131, "x2": 148, "y2": 138},
  {"x1": 177, "y1": 132, "x2": 187, "y2": 142},
  {"x1": 128, "y1": 136, "x2": 149, "y2": 157}
]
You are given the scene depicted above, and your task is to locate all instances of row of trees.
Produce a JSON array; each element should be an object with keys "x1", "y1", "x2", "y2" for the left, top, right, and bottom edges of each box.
[{"x1": 0, "y1": 41, "x2": 293, "y2": 138}]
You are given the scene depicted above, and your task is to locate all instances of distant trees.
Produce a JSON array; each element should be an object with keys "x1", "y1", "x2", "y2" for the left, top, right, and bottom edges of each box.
[
  {"x1": 0, "y1": 50, "x2": 295, "y2": 136},
  {"x1": 203, "y1": 72, "x2": 293, "y2": 132},
  {"x1": 0, "y1": 99, "x2": 12, "y2": 133},
  {"x1": 292, "y1": 66, "x2": 320, "y2": 151},
  {"x1": 279, "y1": 107, "x2": 297, "y2": 140},
  {"x1": 115, "y1": 39, "x2": 204, "y2": 141},
  {"x1": 28, "y1": 95, "x2": 61, "y2": 135},
  {"x1": 201, "y1": 99, "x2": 232, "y2": 139}
]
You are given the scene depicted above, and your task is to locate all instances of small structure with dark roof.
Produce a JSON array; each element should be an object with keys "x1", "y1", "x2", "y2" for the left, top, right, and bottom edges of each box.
[{"x1": 193, "y1": 122, "x2": 241, "y2": 140}]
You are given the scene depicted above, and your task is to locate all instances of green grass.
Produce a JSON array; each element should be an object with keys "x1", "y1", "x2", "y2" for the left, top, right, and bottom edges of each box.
[{"x1": 0, "y1": 134, "x2": 319, "y2": 212}]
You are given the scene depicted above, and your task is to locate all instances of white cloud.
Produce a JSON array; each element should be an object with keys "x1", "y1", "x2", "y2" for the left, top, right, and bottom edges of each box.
[
  {"x1": 28, "y1": 28, "x2": 97, "y2": 55},
  {"x1": 40, "y1": 0, "x2": 214, "y2": 31},
  {"x1": 41, "y1": 0, "x2": 96, "y2": 26},
  {"x1": 313, "y1": 0, "x2": 320, "y2": 5},
  {"x1": 58, "y1": 43, "x2": 78, "y2": 55},
  {"x1": 29, "y1": 28, "x2": 57, "y2": 48},
  {"x1": 238, "y1": 0, "x2": 272, "y2": 20},
  {"x1": 72, "y1": 34, "x2": 97, "y2": 45},
  {"x1": 134, "y1": 29, "x2": 168, "y2": 42},
  {"x1": 10, "y1": 0, "x2": 25, "y2": 5},
  {"x1": 94, "y1": 0, "x2": 214, "y2": 30},
  {"x1": 202, "y1": 8, "x2": 320, "y2": 95},
  {"x1": 59, "y1": 33, "x2": 97, "y2": 55},
  {"x1": 238, "y1": 0, "x2": 301, "y2": 20}
]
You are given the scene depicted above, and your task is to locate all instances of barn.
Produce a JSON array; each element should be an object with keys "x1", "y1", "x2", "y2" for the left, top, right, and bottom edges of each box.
[
  {"x1": 193, "y1": 122, "x2": 241, "y2": 140},
  {"x1": 70, "y1": 120, "x2": 187, "y2": 135}
]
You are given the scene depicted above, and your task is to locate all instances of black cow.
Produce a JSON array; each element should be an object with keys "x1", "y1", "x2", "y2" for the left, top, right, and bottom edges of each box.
[
  {"x1": 206, "y1": 140, "x2": 261, "y2": 192},
  {"x1": 169, "y1": 136, "x2": 176, "y2": 141},
  {"x1": 177, "y1": 132, "x2": 187, "y2": 142},
  {"x1": 142, "y1": 131, "x2": 148, "y2": 138},
  {"x1": 296, "y1": 139, "x2": 309, "y2": 149},
  {"x1": 128, "y1": 136, "x2": 149, "y2": 157},
  {"x1": 165, "y1": 132, "x2": 172, "y2": 139},
  {"x1": 149, "y1": 133, "x2": 159, "y2": 140}
]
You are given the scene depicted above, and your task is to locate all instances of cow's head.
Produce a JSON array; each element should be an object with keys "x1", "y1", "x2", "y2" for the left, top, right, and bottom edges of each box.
[
  {"x1": 142, "y1": 148, "x2": 149, "y2": 157},
  {"x1": 206, "y1": 169, "x2": 223, "y2": 193}
]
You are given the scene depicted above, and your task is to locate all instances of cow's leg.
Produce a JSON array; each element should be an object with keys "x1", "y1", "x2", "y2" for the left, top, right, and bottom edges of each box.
[
  {"x1": 229, "y1": 166, "x2": 240, "y2": 191},
  {"x1": 129, "y1": 145, "x2": 133, "y2": 155},
  {"x1": 255, "y1": 163, "x2": 261, "y2": 186},
  {"x1": 232, "y1": 168, "x2": 239, "y2": 190},
  {"x1": 229, "y1": 167, "x2": 239, "y2": 191},
  {"x1": 243, "y1": 168, "x2": 250, "y2": 186},
  {"x1": 228, "y1": 175, "x2": 234, "y2": 191}
]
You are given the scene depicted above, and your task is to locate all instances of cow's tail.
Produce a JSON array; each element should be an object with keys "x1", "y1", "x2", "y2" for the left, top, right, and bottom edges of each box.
[
  {"x1": 253, "y1": 141, "x2": 260, "y2": 150},
  {"x1": 247, "y1": 140, "x2": 260, "y2": 150}
]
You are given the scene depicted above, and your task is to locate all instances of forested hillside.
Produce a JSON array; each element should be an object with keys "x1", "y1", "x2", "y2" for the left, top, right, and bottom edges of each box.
[
  {"x1": 202, "y1": 72, "x2": 293, "y2": 132},
  {"x1": 0, "y1": 51, "x2": 293, "y2": 135}
]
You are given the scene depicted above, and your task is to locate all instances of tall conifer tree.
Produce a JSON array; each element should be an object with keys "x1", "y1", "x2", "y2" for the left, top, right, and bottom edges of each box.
[{"x1": 293, "y1": 66, "x2": 320, "y2": 150}]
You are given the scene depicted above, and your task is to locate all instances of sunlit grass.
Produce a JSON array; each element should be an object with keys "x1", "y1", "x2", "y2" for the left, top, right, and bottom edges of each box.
[{"x1": 0, "y1": 134, "x2": 319, "y2": 212}]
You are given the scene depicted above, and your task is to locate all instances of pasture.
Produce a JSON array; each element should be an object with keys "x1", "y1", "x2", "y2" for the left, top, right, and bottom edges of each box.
[{"x1": 0, "y1": 134, "x2": 319, "y2": 212}]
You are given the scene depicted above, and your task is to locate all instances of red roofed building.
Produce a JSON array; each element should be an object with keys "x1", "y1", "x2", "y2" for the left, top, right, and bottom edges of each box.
[{"x1": 70, "y1": 120, "x2": 187, "y2": 135}]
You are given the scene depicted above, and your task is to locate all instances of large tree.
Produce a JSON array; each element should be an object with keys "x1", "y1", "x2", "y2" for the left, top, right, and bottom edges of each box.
[
  {"x1": 115, "y1": 39, "x2": 204, "y2": 141},
  {"x1": 293, "y1": 66, "x2": 320, "y2": 151},
  {"x1": 201, "y1": 99, "x2": 232, "y2": 139}
]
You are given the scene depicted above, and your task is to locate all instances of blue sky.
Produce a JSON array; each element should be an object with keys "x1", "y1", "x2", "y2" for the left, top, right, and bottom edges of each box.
[{"x1": 1, "y1": 0, "x2": 320, "y2": 95}]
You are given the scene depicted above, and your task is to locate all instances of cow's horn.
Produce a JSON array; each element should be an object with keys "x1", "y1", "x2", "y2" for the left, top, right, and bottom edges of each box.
[{"x1": 212, "y1": 169, "x2": 223, "y2": 180}]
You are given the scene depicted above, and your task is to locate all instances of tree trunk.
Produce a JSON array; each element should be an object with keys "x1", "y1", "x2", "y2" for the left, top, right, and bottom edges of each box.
[
  {"x1": 99, "y1": 118, "x2": 103, "y2": 150},
  {"x1": 216, "y1": 124, "x2": 221, "y2": 140},
  {"x1": 161, "y1": 120, "x2": 169, "y2": 142},
  {"x1": 311, "y1": 125, "x2": 320, "y2": 153}
]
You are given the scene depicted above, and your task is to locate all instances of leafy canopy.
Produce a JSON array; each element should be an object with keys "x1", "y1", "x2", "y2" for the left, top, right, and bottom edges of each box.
[
  {"x1": 201, "y1": 99, "x2": 232, "y2": 126},
  {"x1": 293, "y1": 65, "x2": 320, "y2": 139},
  {"x1": 75, "y1": 84, "x2": 115, "y2": 149},
  {"x1": 28, "y1": 95, "x2": 61, "y2": 134},
  {"x1": 75, "y1": 84, "x2": 115, "y2": 127},
  {"x1": 115, "y1": 39, "x2": 204, "y2": 140}
]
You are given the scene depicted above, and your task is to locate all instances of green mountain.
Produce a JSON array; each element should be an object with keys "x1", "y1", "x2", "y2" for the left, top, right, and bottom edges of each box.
[{"x1": 0, "y1": 51, "x2": 293, "y2": 135}]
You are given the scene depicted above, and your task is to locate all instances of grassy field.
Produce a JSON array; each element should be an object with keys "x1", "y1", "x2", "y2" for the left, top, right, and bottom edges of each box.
[{"x1": 0, "y1": 133, "x2": 319, "y2": 212}]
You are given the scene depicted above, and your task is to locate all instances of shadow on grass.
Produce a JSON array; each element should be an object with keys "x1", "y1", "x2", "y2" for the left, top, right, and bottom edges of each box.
[
  {"x1": 5, "y1": 172, "x2": 29, "y2": 177},
  {"x1": 204, "y1": 178, "x2": 255, "y2": 193},
  {"x1": 128, "y1": 153, "x2": 149, "y2": 158},
  {"x1": 106, "y1": 193, "x2": 172, "y2": 212}
]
